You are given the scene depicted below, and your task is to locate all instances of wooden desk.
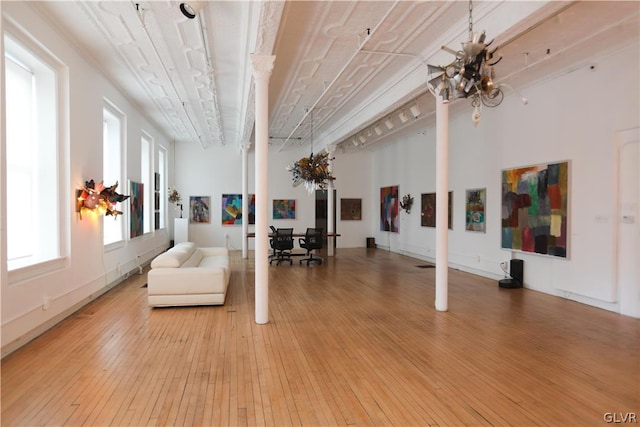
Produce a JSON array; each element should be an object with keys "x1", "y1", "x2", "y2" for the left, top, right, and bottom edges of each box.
[
  {"x1": 246, "y1": 232, "x2": 341, "y2": 238},
  {"x1": 246, "y1": 232, "x2": 341, "y2": 257}
]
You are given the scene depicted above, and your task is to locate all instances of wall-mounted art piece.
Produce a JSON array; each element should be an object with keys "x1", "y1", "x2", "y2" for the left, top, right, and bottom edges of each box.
[
  {"x1": 222, "y1": 194, "x2": 242, "y2": 225},
  {"x1": 465, "y1": 188, "x2": 486, "y2": 232},
  {"x1": 501, "y1": 161, "x2": 569, "y2": 258},
  {"x1": 247, "y1": 194, "x2": 256, "y2": 224},
  {"x1": 341, "y1": 198, "x2": 362, "y2": 220},
  {"x1": 421, "y1": 191, "x2": 453, "y2": 229},
  {"x1": 154, "y1": 172, "x2": 160, "y2": 230},
  {"x1": 380, "y1": 186, "x2": 399, "y2": 232},
  {"x1": 129, "y1": 181, "x2": 144, "y2": 238},
  {"x1": 273, "y1": 199, "x2": 296, "y2": 219},
  {"x1": 190, "y1": 196, "x2": 210, "y2": 224},
  {"x1": 221, "y1": 194, "x2": 255, "y2": 225}
]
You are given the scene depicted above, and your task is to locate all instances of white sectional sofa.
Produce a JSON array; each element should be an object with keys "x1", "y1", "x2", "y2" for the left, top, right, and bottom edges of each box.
[{"x1": 147, "y1": 242, "x2": 230, "y2": 307}]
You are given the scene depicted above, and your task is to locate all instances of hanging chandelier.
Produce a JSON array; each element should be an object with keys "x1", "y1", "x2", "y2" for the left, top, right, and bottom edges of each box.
[
  {"x1": 427, "y1": 0, "x2": 504, "y2": 123},
  {"x1": 286, "y1": 108, "x2": 335, "y2": 194}
]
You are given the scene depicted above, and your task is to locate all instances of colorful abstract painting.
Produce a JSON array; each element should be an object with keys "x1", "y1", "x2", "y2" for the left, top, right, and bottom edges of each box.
[
  {"x1": 129, "y1": 181, "x2": 143, "y2": 238},
  {"x1": 190, "y1": 196, "x2": 210, "y2": 224},
  {"x1": 501, "y1": 161, "x2": 569, "y2": 258},
  {"x1": 273, "y1": 199, "x2": 296, "y2": 219},
  {"x1": 380, "y1": 186, "x2": 399, "y2": 232},
  {"x1": 341, "y1": 198, "x2": 362, "y2": 220},
  {"x1": 221, "y1": 194, "x2": 255, "y2": 225},
  {"x1": 421, "y1": 192, "x2": 452, "y2": 229},
  {"x1": 465, "y1": 188, "x2": 486, "y2": 232}
]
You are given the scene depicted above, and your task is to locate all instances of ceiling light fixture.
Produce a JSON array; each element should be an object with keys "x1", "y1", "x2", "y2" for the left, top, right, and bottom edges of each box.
[
  {"x1": 384, "y1": 117, "x2": 394, "y2": 130},
  {"x1": 409, "y1": 104, "x2": 421, "y2": 118},
  {"x1": 286, "y1": 108, "x2": 335, "y2": 194},
  {"x1": 427, "y1": 0, "x2": 508, "y2": 125},
  {"x1": 180, "y1": 2, "x2": 203, "y2": 19}
]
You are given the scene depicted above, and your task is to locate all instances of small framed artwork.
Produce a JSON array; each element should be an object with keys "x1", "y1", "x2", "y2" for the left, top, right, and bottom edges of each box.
[
  {"x1": 273, "y1": 199, "x2": 296, "y2": 219},
  {"x1": 341, "y1": 198, "x2": 362, "y2": 220},
  {"x1": 190, "y1": 196, "x2": 210, "y2": 224},
  {"x1": 465, "y1": 188, "x2": 486, "y2": 232},
  {"x1": 421, "y1": 191, "x2": 452, "y2": 229}
]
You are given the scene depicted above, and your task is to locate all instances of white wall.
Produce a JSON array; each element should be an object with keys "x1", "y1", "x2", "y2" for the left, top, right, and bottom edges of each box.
[
  {"x1": 175, "y1": 142, "x2": 373, "y2": 250},
  {"x1": 369, "y1": 42, "x2": 640, "y2": 317},
  {"x1": 1, "y1": 3, "x2": 174, "y2": 355}
]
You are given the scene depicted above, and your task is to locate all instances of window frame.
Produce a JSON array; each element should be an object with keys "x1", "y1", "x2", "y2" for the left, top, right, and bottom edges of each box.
[
  {"x1": 3, "y1": 18, "x2": 69, "y2": 284},
  {"x1": 141, "y1": 132, "x2": 152, "y2": 235},
  {"x1": 158, "y1": 146, "x2": 167, "y2": 230},
  {"x1": 102, "y1": 99, "x2": 126, "y2": 250}
]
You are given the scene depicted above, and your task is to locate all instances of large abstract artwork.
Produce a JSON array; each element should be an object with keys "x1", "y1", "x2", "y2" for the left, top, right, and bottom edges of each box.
[
  {"x1": 190, "y1": 196, "x2": 210, "y2": 224},
  {"x1": 380, "y1": 186, "x2": 399, "y2": 232},
  {"x1": 465, "y1": 188, "x2": 486, "y2": 232},
  {"x1": 222, "y1": 194, "x2": 255, "y2": 225},
  {"x1": 129, "y1": 181, "x2": 143, "y2": 238},
  {"x1": 501, "y1": 161, "x2": 569, "y2": 258},
  {"x1": 421, "y1": 192, "x2": 452, "y2": 229},
  {"x1": 273, "y1": 199, "x2": 296, "y2": 219}
]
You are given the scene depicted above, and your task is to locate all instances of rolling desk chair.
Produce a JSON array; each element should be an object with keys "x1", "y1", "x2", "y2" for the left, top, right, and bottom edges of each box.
[
  {"x1": 268, "y1": 226, "x2": 277, "y2": 262},
  {"x1": 299, "y1": 227, "x2": 323, "y2": 265},
  {"x1": 270, "y1": 228, "x2": 294, "y2": 265}
]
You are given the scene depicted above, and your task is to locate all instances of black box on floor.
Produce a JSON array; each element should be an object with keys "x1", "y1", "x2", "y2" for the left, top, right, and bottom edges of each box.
[
  {"x1": 499, "y1": 259, "x2": 524, "y2": 288},
  {"x1": 499, "y1": 278, "x2": 520, "y2": 288}
]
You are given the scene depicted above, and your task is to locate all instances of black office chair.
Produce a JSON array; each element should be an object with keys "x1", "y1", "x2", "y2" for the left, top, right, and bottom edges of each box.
[
  {"x1": 270, "y1": 228, "x2": 294, "y2": 265},
  {"x1": 299, "y1": 227, "x2": 323, "y2": 265},
  {"x1": 268, "y1": 226, "x2": 277, "y2": 262}
]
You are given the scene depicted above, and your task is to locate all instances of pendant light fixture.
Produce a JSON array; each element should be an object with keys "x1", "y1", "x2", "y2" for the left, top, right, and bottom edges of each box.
[{"x1": 427, "y1": 0, "x2": 506, "y2": 124}]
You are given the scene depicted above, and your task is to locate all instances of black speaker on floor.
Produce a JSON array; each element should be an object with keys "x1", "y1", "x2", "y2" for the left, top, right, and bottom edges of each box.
[{"x1": 499, "y1": 259, "x2": 524, "y2": 288}]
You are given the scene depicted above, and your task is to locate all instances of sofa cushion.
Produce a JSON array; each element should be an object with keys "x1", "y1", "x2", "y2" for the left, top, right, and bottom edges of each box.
[
  {"x1": 151, "y1": 242, "x2": 196, "y2": 268},
  {"x1": 198, "y1": 256, "x2": 229, "y2": 270},
  {"x1": 181, "y1": 250, "x2": 204, "y2": 268}
]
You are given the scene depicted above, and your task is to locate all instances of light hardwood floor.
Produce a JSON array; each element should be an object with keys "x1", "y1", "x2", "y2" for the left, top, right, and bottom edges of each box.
[{"x1": 2, "y1": 248, "x2": 639, "y2": 426}]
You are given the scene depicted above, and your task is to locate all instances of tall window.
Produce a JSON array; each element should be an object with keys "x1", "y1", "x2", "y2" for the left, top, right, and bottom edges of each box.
[
  {"x1": 141, "y1": 133, "x2": 152, "y2": 234},
  {"x1": 4, "y1": 30, "x2": 64, "y2": 273},
  {"x1": 103, "y1": 103, "x2": 125, "y2": 246},
  {"x1": 158, "y1": 147, "x2": 167, "y2": 229}
]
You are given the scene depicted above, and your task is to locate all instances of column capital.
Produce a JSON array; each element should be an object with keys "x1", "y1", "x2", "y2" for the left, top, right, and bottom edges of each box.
[{"x1": 251, "y1": 54, "x2": 276, "y2": 79}]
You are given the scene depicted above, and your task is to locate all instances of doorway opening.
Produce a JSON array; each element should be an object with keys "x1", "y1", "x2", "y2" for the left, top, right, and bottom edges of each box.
[{"x1": 315, "y1": 189, "x2": 336, "y2": 249}]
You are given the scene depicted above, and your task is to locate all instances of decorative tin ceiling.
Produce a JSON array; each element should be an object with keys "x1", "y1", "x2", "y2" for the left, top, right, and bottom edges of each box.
[{"x1": 32, "y1": 1, "x2": 639, "y2": 153}]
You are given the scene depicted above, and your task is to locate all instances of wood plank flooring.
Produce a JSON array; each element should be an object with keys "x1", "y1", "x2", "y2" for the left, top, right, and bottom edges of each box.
[{"x1": 2, "y1": 248, "x2": 639, "y2": 426}]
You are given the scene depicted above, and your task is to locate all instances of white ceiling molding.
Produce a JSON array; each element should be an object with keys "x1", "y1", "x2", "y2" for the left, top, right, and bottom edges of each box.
[{"x1": 28, "y1": 0, "x2": 638, "y2": 154}]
